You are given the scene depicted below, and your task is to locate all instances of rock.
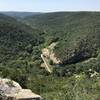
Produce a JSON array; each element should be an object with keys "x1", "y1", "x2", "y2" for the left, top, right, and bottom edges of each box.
[
  {"x1": 0, "y1": 78, "x2": 42, "y2": 100},
  {"x1": 42, "y1": 48, "x2": 50, "y2": 58},
  {"x1": 42, "y1": 42, "x2": 61, "y2": 64}
]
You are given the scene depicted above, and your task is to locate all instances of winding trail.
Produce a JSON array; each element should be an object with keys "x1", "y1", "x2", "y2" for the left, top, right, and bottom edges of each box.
[{"x1": 41, "y1": 54, "x2": 52, "y2": 73}]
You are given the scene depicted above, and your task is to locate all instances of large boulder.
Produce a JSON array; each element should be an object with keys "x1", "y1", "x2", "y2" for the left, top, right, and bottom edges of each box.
[{"x1": 0, "y1": 78, "x2": 42, "y2": 100}]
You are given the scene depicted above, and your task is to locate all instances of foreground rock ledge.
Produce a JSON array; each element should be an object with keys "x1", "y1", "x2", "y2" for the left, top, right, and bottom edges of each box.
[{"x1": 0, "y1": 78, "x2": 42, "y2": 100}]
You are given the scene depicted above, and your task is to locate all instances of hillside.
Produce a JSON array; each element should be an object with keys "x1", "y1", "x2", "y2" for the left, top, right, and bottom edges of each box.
[
  {"x1": 0, "y1": 14, "x2": 45, "y2": 93},
  {"x1": 0, "y1": 14, "x2": 44, "y2": 63},
  {"x1": 24, "y1": 12, "x2": 100, "y2": 64},
  {"x1": 0, "y1": 12, "x2": 100, "y2": 100}
]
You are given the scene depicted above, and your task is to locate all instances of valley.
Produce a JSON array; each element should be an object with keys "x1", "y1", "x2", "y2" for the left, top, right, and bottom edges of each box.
[{"x1": 0, "y1": 12, "x2": 100, "y2": 100}]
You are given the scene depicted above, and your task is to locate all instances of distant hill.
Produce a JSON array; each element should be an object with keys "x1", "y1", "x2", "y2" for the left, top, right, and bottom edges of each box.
[
  {"x1": 0, "y1": 11, "x2": 41, "y2": 19},
  {"x1": 23, "y1": 12, "x2": 74, "y2": 32}
]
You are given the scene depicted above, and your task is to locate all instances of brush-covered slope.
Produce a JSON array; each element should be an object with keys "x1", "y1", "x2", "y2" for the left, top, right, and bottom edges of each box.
[
  {"x1": 0, "y1": 14, "x2": 44, "y2": 63},
  {"x1": 23, "y1": 12, "x2": 74, "y2": 34},
  {"x1": 24, "y1": 12, "x2": 100, "y2": 64},
  {"x1": 0, "y1": 12, "x2": 100, "y2": 100}
]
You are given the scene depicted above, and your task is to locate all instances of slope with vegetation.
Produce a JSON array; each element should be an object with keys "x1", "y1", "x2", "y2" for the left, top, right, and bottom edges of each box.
[
  {"x1": 0, "y1": 13, "x2": 45, "y2": 88},
  {"x1": 24, "y1": 12, "x2": 100, "y2": 64},
  {"x1": 0, "y1": 12, "x2": 100, "y2": 100}
]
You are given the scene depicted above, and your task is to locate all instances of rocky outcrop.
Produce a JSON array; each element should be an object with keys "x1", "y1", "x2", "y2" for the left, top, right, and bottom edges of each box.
[
  {"x1": 0, "y1": 78, "x2": 42, "y2": 100},
  {"x1": 41, "y1": 42, "x2": 61, "y2": 65}
]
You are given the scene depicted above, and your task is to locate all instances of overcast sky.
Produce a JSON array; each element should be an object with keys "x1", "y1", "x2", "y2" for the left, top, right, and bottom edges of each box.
[{"x1": 0, "y1": 0, "x2": 100, "y2": 12}]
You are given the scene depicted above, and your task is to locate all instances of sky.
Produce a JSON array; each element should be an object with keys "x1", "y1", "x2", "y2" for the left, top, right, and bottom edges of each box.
[{"x1": 0, "y1": 0, "x2": 100, "y2": 12}]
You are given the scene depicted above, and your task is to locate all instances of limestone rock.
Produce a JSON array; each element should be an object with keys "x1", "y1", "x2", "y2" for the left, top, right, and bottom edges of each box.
[{"x1": 0, "y1": 78, "x2": 42, "y2": 100}]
